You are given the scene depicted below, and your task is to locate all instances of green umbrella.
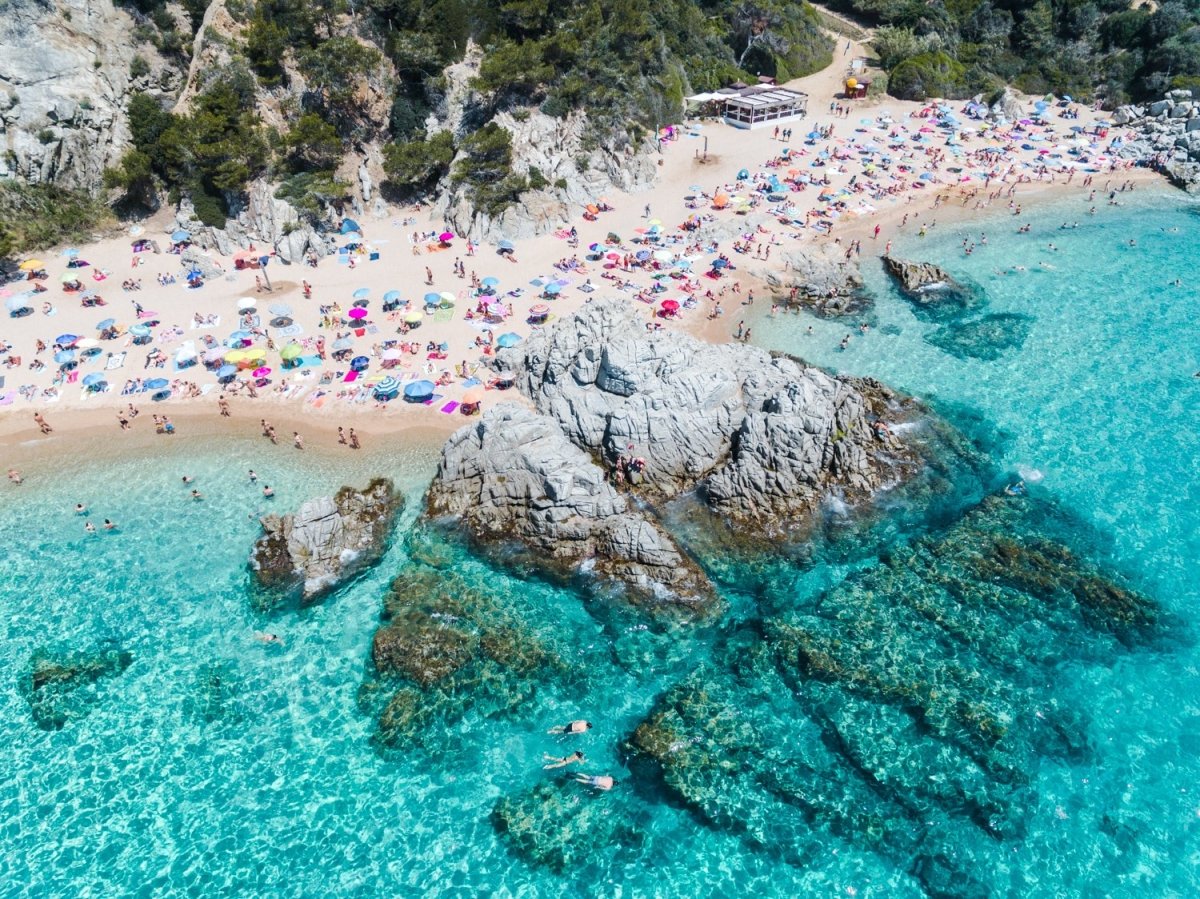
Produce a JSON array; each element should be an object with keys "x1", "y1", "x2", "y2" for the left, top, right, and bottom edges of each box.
[{"x1": 280, "y1": 343, "x2": 303, "y2": 360}]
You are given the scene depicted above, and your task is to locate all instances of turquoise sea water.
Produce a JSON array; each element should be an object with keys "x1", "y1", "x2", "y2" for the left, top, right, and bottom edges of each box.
[{"x1": 2, "y1": 189, "x2": 1199, "y2": 897}]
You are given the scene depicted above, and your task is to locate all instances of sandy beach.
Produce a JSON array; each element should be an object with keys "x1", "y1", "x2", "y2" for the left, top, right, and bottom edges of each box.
[{"x1": 0, "y1": 33, "x2": 1157, "y2": 462}]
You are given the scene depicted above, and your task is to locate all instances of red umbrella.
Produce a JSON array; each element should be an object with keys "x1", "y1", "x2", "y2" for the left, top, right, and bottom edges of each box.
[
  {"x1": 605, "y1": 252, "x2": 620, "y2": 261},
  {"x1": 661, "y1": 299, "x2": 680, "y2": 312},
  {"x1": 348, "y1": 307, "x2": 367, "y2": 319},
  {"x1": 530, "y1": 303, "x2": 550, "y2": 315}
]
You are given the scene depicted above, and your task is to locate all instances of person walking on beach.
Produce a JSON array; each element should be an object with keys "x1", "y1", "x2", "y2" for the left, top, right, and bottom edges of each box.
[
  {"x1": 293, "y1": 431, "x2": 303, "y2": 450},
  {"x1": 33, "y1": 412, "x2": 52, "y2": 434},
  {"x1": 218, "y1": 397, "x2": 230, "y2": 417},
  {"x1": 348, "y1": 428, "x2": 360, "y2": 450},
  {"x1": 338, "y1": 427, "x2": 347, "y2": 446},
  {"x1": 425, "y1": 267, "x2": 433, "y2": 286}
]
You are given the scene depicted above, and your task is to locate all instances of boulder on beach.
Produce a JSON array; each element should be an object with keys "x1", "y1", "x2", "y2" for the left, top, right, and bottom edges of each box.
[
  {"x1": 763, "y1": 243, "x2": 870, "y2": 317},
  {"x1": 249, "y1": 478, "x2": 401, "y2": 608}
]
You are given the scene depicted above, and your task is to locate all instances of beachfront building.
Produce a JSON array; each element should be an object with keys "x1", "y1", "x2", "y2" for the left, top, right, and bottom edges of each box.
[{"x1": 716, "y1": 86, "x2": 808, "y2": 130}]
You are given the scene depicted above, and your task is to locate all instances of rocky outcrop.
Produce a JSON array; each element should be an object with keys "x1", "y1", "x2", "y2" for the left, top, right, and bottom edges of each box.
[
  {"x1": 497, "y1": 301, "x2": 919, "y2": 530},
  {"x1": 883, "y1": 255, "x2": 957, "y2": 293},
  {"x1": 174, "y1": 182, "x2": 333, "y2": 264},
  {"x1": 883, "y1": 255, "x2": 980, "y2": 319},
  {"x1": 21, "y1": 646, "x2": 133, "y2": 730},
  {"x1": 1112, "y1": 90, "x2": 1200, "y2": 193},
  {"x1": 426, "y1": 405, "x2": 716, "y2": 613},
  {"x1": 762, "y1": 243, "x2": 868, "y2": 317},
  {"x1": 0, "y1": 0, "x2": 180, "y2": 187},
  {"x1": 250, "y1": 478, "x2": 401, "y2": 607}
]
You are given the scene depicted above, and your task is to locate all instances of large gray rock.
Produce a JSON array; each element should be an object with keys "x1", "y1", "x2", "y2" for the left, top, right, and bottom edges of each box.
[
  {"x1": 426, "y1": 404, "x2": 716, "y2": 614},
  {"x1": 883, "y1": 255, "x2": 957, "y2": 293},
  {"x1": 250, "y1": 479, "x2": 401, "y2": 606},
  {"x1": 496, "y1": 301, "x2": 917, "y2": 531},
  {"x1": 762, "y1": 243, "x2": 867, "y2": 316}
]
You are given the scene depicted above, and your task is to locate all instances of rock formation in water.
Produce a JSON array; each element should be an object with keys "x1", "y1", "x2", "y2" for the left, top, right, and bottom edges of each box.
[
  {"x1": 625, "y1": 492, "x2": 1165, "y2": 892},
  {"x1": 249, "y1": 478, "x2": 400, "y2": 608},
  {"x1": 21, "y1": 646, "x2": 133, "y2": 730},
  {"x1": 359, "y1": 551, "x2": 575, "y2": 752},
  {"x1": 424, "y1": 301, "x2": 940, "y2": 609},
  {"x1": 883, "y1": 255, "x2": 958, "y2": 294},
  {"x1": 427, "y1": 404, "x2": 716, "y2": 613},
  {"x1": 882, "y1": 255, "x2": 982, "y2": 319}
]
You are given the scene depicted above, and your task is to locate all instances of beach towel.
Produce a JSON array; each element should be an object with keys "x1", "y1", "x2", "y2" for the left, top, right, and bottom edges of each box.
[
  {"x1": 105, "y1": 352, "x2": 126, "y2": 370},
  {"x1": 67, "y1": 371, "x2": 79, "y2": 384},
  {"x1": 0, "y1": 389, "x2": 14, "y2": 406},
  {"x1": 190, "y1": 315, "x2": 220, "y2": 330},
  {"x1": 439, "y1": 401, "x2": 459, "y2": 414},
  {"x1": 343, "y1": 371, "x2": 359, "y2": 383},
  {"x1": 462, "y1": 377, "x2": 481, "y2": 387}
]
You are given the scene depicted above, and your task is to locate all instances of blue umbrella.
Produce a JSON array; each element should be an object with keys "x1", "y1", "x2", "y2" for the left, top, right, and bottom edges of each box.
[
  {"x1": 5, "y1": 296, "x2": 30, "y2": 312},
  {"x1": 144, "y1": 378, "x2": 169, "y2": 390},
  {"x1": 353, "y1": 287, "x2": 370, "y2": 299},
  {"x1": 497, "y1": 240, "x2": 514, "y2": 250},
  {"x1": 96, "y1": 318, "x2": 115, "y2": 329},
  {"x1": 171, "y1": 229, "x2": 190, "y2": 242},
  {"x1": 710, "y1": 258, "x2": 729, "y2": 270},
  {"x1": 383, "y1": 290, "x2": 402, "y2": 302},
  {"x1": 481, "y1": 276, "x2": 501, "y2": 288},
  {"x1": 737, "y1": 168, "x2": 749, "y2": 179},
  {"x1": 54, "y1": 349, "x2": 76, "y2": 363},
  {"x1": 496, "y1": 332, "x2": 522, "y2": 348},
  {"x1": 82, "y1": 373, "x2": 105, "y2": 387},
  {"x1": 544, "y1": 283, "x2": 561, "y2": 295},
  {"x1": 63, "y1": 248, "x2": 80, "y2": 258},
  {"x1": 350, "y1": 355, "x2": 370, "y2": 371},
  {"x1": 635, "y1": 250, "x2": 651, "y2": 261},
  {"x1": 331, "y1": 337, "x2": 353, "y2": 351},
  {"x1": 55, "y1": 333, "x2": 79, "y2": 346},
  {"x1": 404, "y1": 380, "x2": 435, "y2": 399},
  {"x1": 340, "y1": 218, "x2": 361, "y2": 234},
  {"x1": 807, "y1": 131, "x2": 821, "y2": 140},
  {"x1": 423, "y1": 292, "x2": 440, "y2": 304},
  {"x1": 216, "y1": 364, "x2": 238, "y2": 381}
]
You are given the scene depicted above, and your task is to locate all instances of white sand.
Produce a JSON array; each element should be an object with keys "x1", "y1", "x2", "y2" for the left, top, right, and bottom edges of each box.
[{"x1": 0, "y1": 34, "x2": 1151, "y2": 453}]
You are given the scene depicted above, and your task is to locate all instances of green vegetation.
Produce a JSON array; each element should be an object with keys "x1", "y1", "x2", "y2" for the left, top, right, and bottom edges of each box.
[
  {"x1": 451, "y1": 123, "x2": 529, "y2": 218},
  {"x1": 382, "y1": 131, "x2": 456, "y2": 198},
  {"x1": 0, "y1": 182, "x2": 114, "y2": 254},
  {"x1": 832, "y1": 0, "x2": 1200, "y2": 103}
]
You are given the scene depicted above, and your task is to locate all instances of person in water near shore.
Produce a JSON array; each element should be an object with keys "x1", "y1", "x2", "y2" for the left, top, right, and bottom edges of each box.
[
  {"x1": 7, "y1": 469, "x2": 22, "y2": 485},
  {"x1": 573, "y1": 773, "x2": 615, "y2": 791},
  {"x1": 84, "y1": 521, "x2": 96, "y2": 534},
  {"x1": 182, "y1": 475, "x2": 194, "y2": 484},
  {"x1": 1005, "y1": 480, "x2": 1027, "y2": 496},
  {"x1": 254, "y1": 632, "x2": 282, "y2": 644},
  {"x1": 548, "y1": 720, "x2": 592, "y2": 735},
  {"x1": 103, "y1": 519, "x2": 117, "y2": 531},
  {"x1": 248, "y1": 470, "x2": 258, "y2": 483},
  {"x1": 543, "y1": 751, "x2": 585, "y2": 769},
  {"x1": 191, "y1": 489, "x2": 203, "y2": 500},
  {"x1": 75, "y1": 503, "x2": 87, "y2": 515},
  {"x1": 262, "y1": 485, "x2": 275, "y2": 498}
]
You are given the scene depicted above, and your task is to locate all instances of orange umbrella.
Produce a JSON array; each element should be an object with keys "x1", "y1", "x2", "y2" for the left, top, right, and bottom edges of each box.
[
  {"x1": 586, "y1": 204, "x2": 599, "y2": 215},
  {"x1": 462, "y1": 388, "x2": 484, "y2": 405},
  {"x1": 712, "y1": 193, "x2": 729, "y2": 209}
]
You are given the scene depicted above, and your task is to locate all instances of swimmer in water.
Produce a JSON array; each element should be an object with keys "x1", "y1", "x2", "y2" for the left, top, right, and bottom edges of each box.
[
  {"x1": 84, "y1": 521, "x2": 96, "y2": 534},
  {"x1": 248, "y1": 469, "x2": 258, "y2": 483},
  {"x1": 103, "y1": 519, "x2": 117, "y2": 531},
  {"x1": 254, "y1": 632, "x2": 282, "y2": 644},
  {"x1": 190, "y1": 489, "x2": 203, "y2": 500},
  {"x1": 543, "y1": 751, "x2": 586, "y2": 770},
  {"x1": 548, "y1": 720, "x2": 593, "y2": 735},
  {"x1": 74, "y1": 503, "x2": 87, "y2": 515},
  {"x1": 181, "y1": 475, "x2": 194, "y2": 484},
  {"x1": 1004, "y1": 480, "x2": 1027, "y2": 496},
  {"x1": 262, "y1": 485, "x2": 274, "y2": 498},
  {"x1": 573, "y1": 773, "x2": 615, "y2": 791},
  {"x1": 7, "y1": 469, "x2": 21, "y2": 485}
]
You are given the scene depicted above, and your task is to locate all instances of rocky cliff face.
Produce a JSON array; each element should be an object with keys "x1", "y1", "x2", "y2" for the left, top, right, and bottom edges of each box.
[
  {"x1": 1112, "y1": 90, "x2": 1200, "y2": 193},
  {"x1": 0, "y1": 0, "x2": 180, "y2": 187},
  {"x1": 250, "y1": 478, "x2": 401, "y2": 608},
  {"x1": 426, "y1": 404, "x2": 716, "y2": 614}
]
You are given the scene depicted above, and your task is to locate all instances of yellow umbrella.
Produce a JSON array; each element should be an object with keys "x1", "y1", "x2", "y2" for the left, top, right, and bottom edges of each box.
[
  {"x1": 224, "y1": 349, "x2": 248, "y2": 363},
  {"x1": 404, "y1": 310, "x2": 423, "y2": 323},
  {"x1": 19, "y1": 259, "x2": 44, "y2": 271},
  {"x1": 244, "y1": 345, "x2": 267, "y2": 358},
  {"x1": 280, "y1": 343, "x2": 302, "y2": 360}
]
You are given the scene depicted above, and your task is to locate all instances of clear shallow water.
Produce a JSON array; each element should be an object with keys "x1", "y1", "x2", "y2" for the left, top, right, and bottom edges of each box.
[{"x1": 2, "y1": 190, "x2": 1199, "y2": 898}]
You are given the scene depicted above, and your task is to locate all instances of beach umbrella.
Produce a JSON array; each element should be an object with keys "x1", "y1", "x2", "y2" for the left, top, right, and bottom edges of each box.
[
  {"x1": 647, "y1": 218, "x2": 663, "y2": 227},
  {"x1": 340, "y1": 231, "x2": 363, "y2": 243},
  {"x1": 530, "y1": 303, "x2": 550, "y2": 316},
  {"x1": 228, "y1": 330, "x2": 253, "y2": 342},
  {"x1": 635, "y1": 250, "x2": 651, "y2": 261},
  {"x1": 383, "y1": 290, "x2": 402, "y2": 303},
  {"x1": 203, "y1": 347, "x2": 226, "y2": 363},
  {"x1": 481, "y1": 276, "x2": 501, "y2": 288},
  {"x1": 605, "y1": 252, "x2": 621, "y2": 262},
  {"x1": 496, "y1": 332, "x2": 522, "y2": 348},
  {"x1": 270, "y1": 316, "x2": 293, "y2": 328},
  {"x1": 497, "y1": 240, "x2": 514, "y2": 251},
  {"x1": 350, "y1": 355, "x2": 370, "y2": 372},
  {"x1": 404, "y1": 310, "x2": 423, "y2": 324},
  {"x1": 144, "y1": 378, "x2": 169, "y2": 390},
  {"x1": 462, "y1": 388, "x2": 484, "y2": 405},
  {"x1": 710, "y1": 258, "x2": 728, "y2": 270},
  {"x1": 224, "y1": 349, "x2": 248, "y2": 364},
  {"x1": 55, "y1": 333, "x2": 79, "y2": 345},
  {"x1": 588, "y1": 243, "x2": 602, "y2": 253},
  {"x1": 544, "y1": 283, "x2": 561, "y2": 295},
  {"x1": 423, "y1": 292, "x2": 440, "y2": 304},
  {"x1": 237, "y1": 297, "x2": 256, "y2": 311},
  {"x1": 82, "y1": 373, "x2": 105, "y2": 387},
  {"x1": 373, "y1": 376, "x2": 401, "y2": 397},
  {"x1": 348, "y1": 307, "x2": 368, "y2": 320},
  {"x1": 280, "y1": 343, "x2": 302, "y2": 361},
  {"x1": 96, "y1": 318, "x2": 115, "y2": 329},
  {"x1": 54, "y1": 349, "x2": 76, "y2": 363},
  {"x1": 76, "y1": 337, "x2": 100, "y2": 349},
  {"x1": 243, "y1": 345, "x2": 266, "y2": 358},
  {"x1": 661, "y1": 299, "x2": 680, "y2": 312},
  {"x1": 252, "y1": 366, "x2": 272, "y2": 378},
  {"x1": 352, "y1": 287, "x2": 370, "y2": 300},
  {"x1": 268, "y1": 303, "x2": 293, "y2": 316},
  {"x1": 175, "y1": 347, "x2": 197, "y2": 364},
  {"x1": 170, "y1": 229, "x2": 190, "y2": 242},
  {"x1": 5, "y1": 296, "x2": 29, "y2": 312},
  {"x1": 340, "y1": 218, "x2": 361, "y2": 234},
  {"x1": 63, "y1": 248, "x2": 80, "y2": 258},
  {"x1": 653, "y1": 249, "x2": 674, "y2": 262},
  {"x1": 438, "y1": 232, "x2": 454, "y2": 243},
  {"x1": 382, "y1": 348, "x2": 403, "y2": 361},
  {"x1": 19, "y1": 259, "x2": 45, "y2": 271},
  {"x1": 60, "y1": 271, "x2": 79, "y2": 283},
  {"x1": 404, "y1": 380, "x2": 435, "y2": 399},
  {"x1": 331, "y1": 337, "x2": 354, "y2": 351},
  {"x1": 439, "y1": 291, "x2": 456, "y2": 303},
  {"x1": 217, "y1": 364, "x2": 237, "y2": 381}
]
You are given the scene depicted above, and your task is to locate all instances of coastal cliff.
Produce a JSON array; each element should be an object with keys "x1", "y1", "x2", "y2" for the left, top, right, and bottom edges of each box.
[{"x1": 424, "y1": 301, "x2": 929, "y2": 610}]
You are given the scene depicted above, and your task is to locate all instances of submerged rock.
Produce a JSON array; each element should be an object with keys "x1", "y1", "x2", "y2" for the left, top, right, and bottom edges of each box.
[
  {"x1": 492, "y1": 778, "x2": 634, "y2": 871},
  {"x1": 426, "y1": 404, "x2": 717, "y2": 615},
  {"x1": 22, "y1": 646, "x2": 133, "y2": 730},
  {"x1": 925, "y1": 313, "x2": 1033, "y2": 361},
  {"x1": 361, "y1": 558, "x2": 574, "y2": 752},
  {"x1": 249, "y1": 478, "x2": 401, "y2": 608}
]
